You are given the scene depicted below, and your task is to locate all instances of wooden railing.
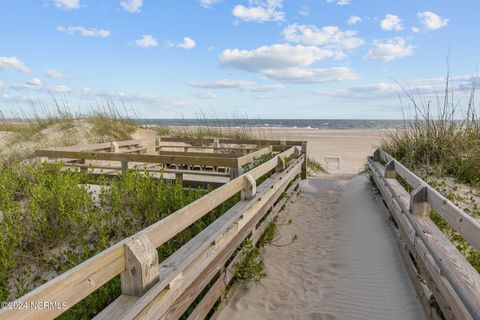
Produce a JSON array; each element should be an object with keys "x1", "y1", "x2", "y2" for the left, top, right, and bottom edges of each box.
[
  {"x1": 0, "y1": 144, "x2": 305, "y2": 320},
  {"x1": 368, "y1": 149, "x2": 480, "y2": 320}
]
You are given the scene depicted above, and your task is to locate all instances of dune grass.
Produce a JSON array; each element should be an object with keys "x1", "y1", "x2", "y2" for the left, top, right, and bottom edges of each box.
[{"x1": 381, "y1": 75, "x2": 480, "y2": 186}]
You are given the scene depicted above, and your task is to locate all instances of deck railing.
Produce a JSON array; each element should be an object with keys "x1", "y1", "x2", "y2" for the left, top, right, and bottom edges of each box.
[
  {"x1": 368, "y1": 149, "x2": 480, "y2": 320},
  {"x1": 0, "y1": 141, "x2": 305, "y2": 320}
]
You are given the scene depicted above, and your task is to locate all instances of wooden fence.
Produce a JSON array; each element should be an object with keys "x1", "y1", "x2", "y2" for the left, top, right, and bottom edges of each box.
[
  {"x1": 0, "y1": 141, "x2": 306, "y2": 320},
  {"x1": 35, "y1": 137, "x2": 306, "y2": 182},
  {"x1": 368, "y1": 149, "x2": 480, "y2": 320}
]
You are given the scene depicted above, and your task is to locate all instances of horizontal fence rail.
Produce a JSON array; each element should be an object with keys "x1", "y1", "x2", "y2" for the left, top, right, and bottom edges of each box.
[
  {"x1": 0, "y1": 141, "x2": 305, "y2": 320},
  {"x1": 369, "y1": 149, "x2": 480, "y2": 320}
]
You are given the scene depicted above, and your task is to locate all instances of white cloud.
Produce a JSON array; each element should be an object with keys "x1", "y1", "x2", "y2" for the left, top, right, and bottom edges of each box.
[
  {"x1": 120, "y1": 0, "x2": 143, "y2": 13},
  {"x1": 57, "y1": 26, "x2": 111, "y2": 37},
  {"x1": 52, "y1": 0, "x2": 80, "y2": 10},
  {"x1": 220, "y1": 43, "x2": 357, "y2": 83},
  {"x1": 186, "y1": 79, "x2": 284, "y2": 92},
  {"x1": 193, "y1": 91, "x2": 217, "y2": 99},
  {"x1": 186, "y1": 79, "x2": 253, "y2": 89},
  {"x1": 365, "y1": 37, "x2": 414, "y2": 62},
  {"x1": 283, "y1": 24, "x2": 364, "y2": 51},
  {"x1": 412, "y1": 27, "x2": 420, "y2": 33},
  {"x1": 45, "y1": 69, "x2": 63, "y2": 79},
  {"x1": 199, "y1": 0, "x2": 222, "y2": 8},
  {"x1": 326, "y1": 0, "x2": 350, "y2": 6},
  {"x1": 381, "y1": 14, "x2": 403, "y2": 31},
  {"x1": 179, "y1": 37, "x2": 196, "y2": 50},
  {"x1": 167, "y1": 37, "x2": 197, "y2": 50},
  {"x1": 27, "y1": 78, "x2": 43, "y2": 87},
  {"x1": 220, "y1": 44, "x2": 338, "y2": 72},
  {"x1": 299, "y1": 6, "x2": 310, "y2": 16},
  {"x1": 316, "y1": 75, "x2": 479, "y2": 100},
  {"x1": 262, "y1": 67, "x2": 358, "y2": 83},
  {"x1": 134, "y1": 35, "x2": 158, "y2": 48},
  {"x1": 0, "y1": 56, "x2": 31, "y2": 73},
  {"x1": 232, "y1": 0, "x2": 284, "y2": 23},
  {"x1": 347, "y1": 15, "x2": 361, "y2": 25},
  {"x1": 417, "y1": 11, "x2": 448, "y2": 30}
]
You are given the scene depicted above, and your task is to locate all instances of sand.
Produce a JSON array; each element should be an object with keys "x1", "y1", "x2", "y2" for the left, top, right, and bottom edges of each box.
[
  {"x1": 260, "y1": 128, "x2": 386, "y2": 174},
  {"x1": 217, "y1": 128, "x2": 423, "y2": 320},
  {"x1": 218, "y1": 176, "x2": 424, "y2": 320}
]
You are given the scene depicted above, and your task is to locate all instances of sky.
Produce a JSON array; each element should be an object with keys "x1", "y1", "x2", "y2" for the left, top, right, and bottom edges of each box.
[{"x1": 0, "y1": 0, "x2": 479, "y2": 119}]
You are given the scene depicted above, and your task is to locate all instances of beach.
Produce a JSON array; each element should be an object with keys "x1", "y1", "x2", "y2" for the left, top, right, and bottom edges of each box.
[{"x1": 258, "y1": 128, "x2": 386, "y2": 175}]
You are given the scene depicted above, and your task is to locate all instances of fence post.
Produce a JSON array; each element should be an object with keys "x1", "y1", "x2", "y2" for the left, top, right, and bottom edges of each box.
[
  {"x1": 410, "y1": 185, "x2": 431, "y2": 216},
  {"x1": 121, "y1": 161, "x2": 129, "y2": 175},
  {"x1": 276, "y1": 156, "x2": 285, "y2": 172},
  {"x1": 241, "y1": 174, "x2": 256, "y2": 200},
  {"x1": 111, "y1": 142, "x2": 120, "y2": 153},
  {"x1": 175, "y1": 173, "x2": 183, "y2": 184},
  {"x1": 213, "y1": 138, "x2": 220, "y2": 148},
  {"x1": 301, "y1": 141, "x2": 307, "y2": 179},
  {"x1": 294, "y1": 147, "x2": 300, "y2": 159},
  {"x1": 121, "y1": 234, "x2": 160, "y2": 296},
  {"x1": 385, "y1": 160, "x2": 396, "y2": 179},
  {"x1": 373, "y1": 149, "x2": 382, "y2": 162},
  {"x1": 230, "y1": 159, "x2": 241, "y2": 179}
]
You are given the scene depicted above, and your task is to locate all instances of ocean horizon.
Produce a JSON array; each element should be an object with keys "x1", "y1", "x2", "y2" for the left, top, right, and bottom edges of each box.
[{"x1": 139, "y1": 119, "x2": 407, "y2": 130}]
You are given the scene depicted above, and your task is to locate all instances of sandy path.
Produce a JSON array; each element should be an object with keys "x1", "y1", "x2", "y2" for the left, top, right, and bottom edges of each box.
[{"x1": 218, "y1": 175, "x2": 424, "y2": 320}]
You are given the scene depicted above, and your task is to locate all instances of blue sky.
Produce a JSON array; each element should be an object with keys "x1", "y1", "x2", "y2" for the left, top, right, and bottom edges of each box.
[{"x1": 0, "y1": 0, "x2": 479, "y2": 119}]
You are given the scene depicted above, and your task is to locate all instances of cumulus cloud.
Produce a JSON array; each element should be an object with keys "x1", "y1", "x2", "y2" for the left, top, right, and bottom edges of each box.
[
  {"x1": 326, "y1": 0, "x2": 350, "y2": 6},
  {"x1": 283, "y1": 24, "x2": 364, "y2": 51},
  {"x1": 365, "y1": 37, "x2": 414, "y2": 62},
  {"x1": 220, "y1": 44, "x2": 339, "y2": 72},
  {"x1": 0, "y1": 56, "x2": 31, "y2": 73},
  {"x1": 232, "y1": 0, "x2": 284, "y2": 23},
  {"x1": 134, "y1": 35, "x2": 158, "y2": 48},
  {"x1": 45, "y1": 69, "x2": 63, "y2": 79},
  {"x1": 120, "y1": 0, "x2": 143, "y2": 13},
  {"x1": 57, "y1": 26, "x2": 111, "y2": 37},
  {"x1": 52, "y1": 0, "x2": 80, "y2": 10},
  {"x1": 220, "y1": 43, "x2": 357, "y2": 83},
  {"x1": 347, "y1": 15, "x2": 361, "y2": 25},
  {"x1": 199, "y1": 0, "x2": 222, "y2": 8},
  {"x1": 167, "y1": 37, "x2": 197, "y2": 50},
  {"x1": 380, "y1": 14, "x2": 403, "y2": 31},
  {"x1": 417, "y1": 11, "x2": 448, "y2": 30},
  {"x1": 193, "y1": 91, "x2": 217, "y2": 99}
]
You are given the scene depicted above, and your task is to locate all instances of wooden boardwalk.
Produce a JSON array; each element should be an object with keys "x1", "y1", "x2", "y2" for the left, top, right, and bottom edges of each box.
[{"x1": 218, "y1": 176, "x2": 425, "y2": 320}]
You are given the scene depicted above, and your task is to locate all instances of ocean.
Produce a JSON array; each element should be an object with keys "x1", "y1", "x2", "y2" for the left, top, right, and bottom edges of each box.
[{"x1": 139, "y1": 119, "x2": 406, "y2": 130}]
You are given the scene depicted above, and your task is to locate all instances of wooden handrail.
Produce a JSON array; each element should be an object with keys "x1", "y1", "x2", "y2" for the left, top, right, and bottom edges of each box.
[
  {"x1": 376, "y1": 149, "x2": 480, "y2": 252},
  {"x1": 0, "y1": 145, "x2": 303, "y2": 320},
  {"x1": 369, "y1": 150, "x2": 480, "y2": 320}
]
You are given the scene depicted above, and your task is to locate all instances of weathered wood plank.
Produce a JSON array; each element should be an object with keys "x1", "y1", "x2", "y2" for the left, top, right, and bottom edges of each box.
[
  {"x1": 0, "y1": 242, "x2": 126, "y2": 320},
  {"x1": 118, "y1": 158, "x2": 302, "y2": 320},
  {"x1": 369, "y1": 159, "x2": 480, "y2": 320},
  {"x1": 377, "y1": 149, "x2": 480, "y2": 255},
  {"x1": 237, "y1": 146, "x2": 272, "y2": 166},
  {"x1": 35, "y1": 150, "x2": 238, "y2": 167}
]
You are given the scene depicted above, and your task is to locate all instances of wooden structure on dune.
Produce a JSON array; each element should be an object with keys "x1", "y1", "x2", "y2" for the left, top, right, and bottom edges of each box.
[{"x1": 0, "y1": 137, "x2": 307, "y2": 320}]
